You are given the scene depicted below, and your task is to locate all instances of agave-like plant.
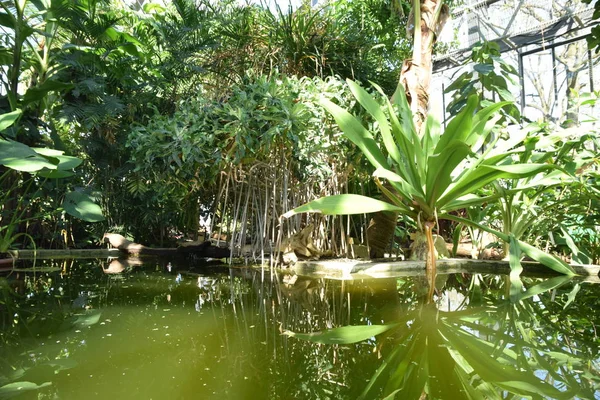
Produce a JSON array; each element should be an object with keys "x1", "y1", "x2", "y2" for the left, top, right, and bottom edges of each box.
[{"x1": 283, "y1": 79, "x2": 575, "y2": 276}]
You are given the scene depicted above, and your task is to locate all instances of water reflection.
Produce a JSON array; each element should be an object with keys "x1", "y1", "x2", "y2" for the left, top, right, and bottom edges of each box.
[
  {"x1": 0, "y1": 260, "x2": 598, "y2": 399},
  {"x1": 359, "y1": 283, "x2": 599, "y2": 399}
]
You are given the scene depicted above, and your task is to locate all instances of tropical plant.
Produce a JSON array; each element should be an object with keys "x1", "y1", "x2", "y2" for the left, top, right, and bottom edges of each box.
[
  {"x1": 483, "y1": 122, "x2": 599, "y2": 258},
  {"x1": 444, "y1": 41, "x2": 520, "y2": 123},
  {"x1": 283, "y1": 80, "x2": 575, "y2": 276},
  {"x1": 124, "y1": 73, "x2": 366, "y2": 244},
  {"x1": 583, "y1": 0, "x2": 600, "y2": 53},
  {"x1": 0, "y1": 1, "x2": 118, "y2": 249},
  {"x1": 364, "y1": 0, "x2": 450, "y2": 258},
  {"x1": 0, "y1": 132, "x2": 104, "y2": 253},
  {"x1": 0, "y1": 0, "x2": 75, "y2": 144}
]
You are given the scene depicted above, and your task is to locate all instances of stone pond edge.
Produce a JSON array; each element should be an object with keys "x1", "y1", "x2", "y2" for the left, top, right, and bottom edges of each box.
[{"x1": 293, "y1": 258, "x2": 600, "y2": 281}]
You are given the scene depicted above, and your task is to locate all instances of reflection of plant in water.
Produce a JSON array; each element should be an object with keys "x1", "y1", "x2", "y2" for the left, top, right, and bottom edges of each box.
[
  {"x1": 2, "y1": 263, "x2": 599, "y2": 399},
  {"x1": 0, "y1": 269, "x2": 103, "y2": 398},
  {"x1": 475, "y1": 274, "x2": 600, "y2": 362},
  {"x1": 287, "y1": 275, "x2": 600, "y2": 399},
  {"x1": 212, "y1": 273, "x2": 401, "y2": 399}
]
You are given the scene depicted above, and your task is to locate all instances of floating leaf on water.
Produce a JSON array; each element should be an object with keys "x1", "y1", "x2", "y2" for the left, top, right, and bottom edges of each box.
[
  {"x1": 0, "y1": 381, "x2": 52, "y2": 399},
  {"x1": 73, "y1": 310, "x2": 102, "y2": 328},
  {"x1": 283, "y1": 323, "x2": 398, "y2": 344}
]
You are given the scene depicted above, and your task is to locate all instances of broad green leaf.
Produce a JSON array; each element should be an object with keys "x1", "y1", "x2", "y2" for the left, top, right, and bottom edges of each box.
[
  {"x1": 518, "y1": 241, "x2": 575, "y2": 275},
  {"x1": 444, "y1": 71, "x2": 473, "y2": 93},
  {"x1": 0, "y1": 381, "x2": 52, "y2": 399},
  {"x1": 425, "y1": 140, "x2": 472, "y2": 207},
  {"x1": 559, "y1": 226, "x2": 591, "y2": 265},
  {"x1": 283, "y1": 323, "x2": 398, "y2": 344},
  {"x1": 358, "y1": 329, "x2": 415, "y2": 400},
  {"x1": 514, "y1": 276, "x2": 574, "y2": 301},
  {"x1": 373, "y1": 168, "x2": 425, "y2": 203},
  {"x1": 487, "y1": 130, "x2": 528, "y2": 156},
  {"x1": 104, "y1": 26, "x2": 120, "y2": 41},
  {"x1": 374, "y1": 180, "x2": 415, "y2": 216},
  {"x1": 382, "y1": 335, "x2": 429, "y2": 399},
  {"x1": 0, "y1": 13, "x2": 15, "y2": 30},
  {"x1": 496, "y1": 88, "x2": 515, "y2": 102},
  {"x1": 390, "y1": 83, "x2": 417, "y2": 136},
  {"x1": 120, "y1": 42, "x2": 140, "y2": 57},
  {"x1": 36, "y1": 170, "x2": 75, "y2": 178},
  {"x1": 370, "y1": 82, "x2": 422, "y2": 184},
  {"x1": 381, "y1": 389, "x2": 402, "y2": 400},
  {"x1": 484, "y1": 163, "x2": 551, "y2": 175},
  {"x1": 427, "y1": 328, "x2": 474, "y2": 400},
  {"x1": 0, "y1": 139, "x2": 58, "y2": 172},
  {"x1": 31, "y1": 148, "x2": 64, "y2": 156},
  {"x1": 282, "y1": 194, "x2": 405, "y2": 218},
  {"x1": 563, "y1": 283, "x2": 580, "y2": 309},
  {"x1": 50, "y1": 155, "x2": 81, "y2": 171},
  {"x1": 320, "y1": 98, "x2": 388, "y2": 170},
  {"x1": 422, "y1": 111, "x2": 441, "y2": 157},
  {"x1": 438, "y1": 163, "x2": 551, "y2": 209},
  {"x1": 470, "y1": 114, "x2": 502, "y2": 153},
  {"x1": 143, "y1": 2, "x2": 166, "y2": 12},
  {"x1": 468, "y1": 101, "x2": 512, "y2": 147},
  {"x1": 451, "y1": 225, "x2": 462, "y2": 257},
  {"x1": 347, "y1": 80, "x2": 402, "y2": 167},
  {"x1": 508, "y1": 234, "x2": 523, "y2": 302},
  {"x1": 384, "y1": 98, "x2": 422, "y2": 186},
  {"x1": 0, "y1": 48, "x2": 12, "y2": 66},
  {"x1": 33, "y1": 149, "x2": 82, "y2": 170},
  {"x1": 444, "y1": 328, "x2": 569, "y2": 399},
  {"x1": 63, "y1": 191, "x2": 105, "y2": 222},
  {"x1": 434, "y1": 95, "x2": 477, "y2": 154},
  {"x1": 473, "y1": 63, "x2": 494, "y2": 75},
  {"x1": 441, "y1": 214, "x2": 575, "y2": 275},
  {"x1": 0, "y1": 109, "x2": 22, "y2": 132},
  {"x1": 23, "y1": 80, "x2": 73, "y2": 105},
  {"x1": 444, "y1": 193, "x2": 503, "y2": 210},
  {"x1": 384, "y1": 86, "x2": 423, "y2": 174},
  {"x1": 513, "y1": 169, "x2": 568, "y2": 191}
]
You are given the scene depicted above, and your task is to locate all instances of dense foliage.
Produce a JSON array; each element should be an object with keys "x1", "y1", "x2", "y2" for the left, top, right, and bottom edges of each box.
[
  {"x1": 0, "y1": 0, "x2": 598, "y2": 267},
  {"x1": 122, "y1": 74, "x2": 368, "y2": 243},
  {"x1": 0, "y1": 0, "x2": 409, "y2": 247}
]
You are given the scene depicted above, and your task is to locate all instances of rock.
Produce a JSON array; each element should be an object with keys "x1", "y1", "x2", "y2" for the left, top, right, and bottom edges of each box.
[
  {"x1": 102, "y1": 233, "x2": 230, "y2": 258},
  {"x1": 279, "y1": 224, "x2": 323, "y2": 263},
  {"x1": 409, "y1": 231, "x2": 449, "y2": 260}
]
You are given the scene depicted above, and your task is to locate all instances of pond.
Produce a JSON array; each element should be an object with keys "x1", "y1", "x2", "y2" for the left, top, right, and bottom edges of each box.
[{"x1": 0, "y1": 259, "x2": 599, "y2": 399}]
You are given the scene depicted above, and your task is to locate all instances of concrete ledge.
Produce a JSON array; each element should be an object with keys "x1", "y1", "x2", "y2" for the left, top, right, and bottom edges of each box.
[
  {"x1": 7, "y1": 248, "x2": 122, "y2": 259},
  {"x1": 294, "y1": 258, "x2": 600, "y2": 282}
]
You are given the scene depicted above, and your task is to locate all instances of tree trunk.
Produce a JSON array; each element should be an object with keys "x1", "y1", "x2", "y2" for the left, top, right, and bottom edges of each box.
[
  {"x1": 366, "y1": 0, "x2": 449, "y2": 259},
  {"x1": 366, "y1": 208, "x2": 397, "y2": 258}
]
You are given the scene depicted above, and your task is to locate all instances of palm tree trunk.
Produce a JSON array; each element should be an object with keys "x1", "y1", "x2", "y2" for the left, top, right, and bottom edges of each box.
[
  {"x1": 366, "y1": 0, "x2": 449, "y2": 261},
  {"x1": 396, "y1": 0, "x2": 449, "y2": 132}
]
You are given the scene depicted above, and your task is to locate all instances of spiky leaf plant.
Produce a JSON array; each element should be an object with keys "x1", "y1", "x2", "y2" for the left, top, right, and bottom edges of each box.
[{"x1": 283, "y1": 79, "x2": 574, "y2": 276}]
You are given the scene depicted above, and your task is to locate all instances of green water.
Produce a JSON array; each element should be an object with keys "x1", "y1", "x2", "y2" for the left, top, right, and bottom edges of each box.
[{"x1": 0, "y1": 259, "x2": 599, "y2": 399}]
